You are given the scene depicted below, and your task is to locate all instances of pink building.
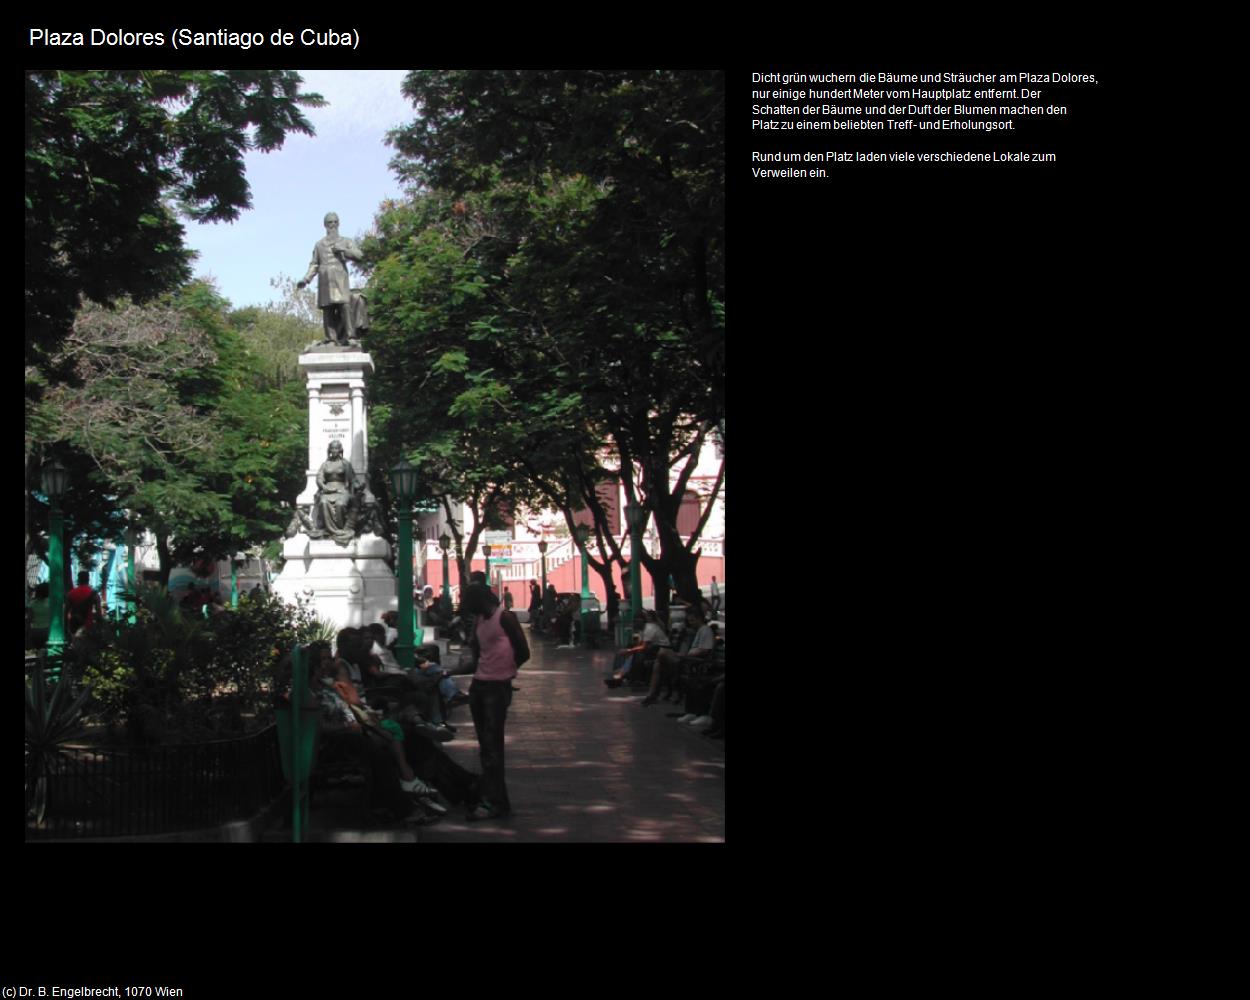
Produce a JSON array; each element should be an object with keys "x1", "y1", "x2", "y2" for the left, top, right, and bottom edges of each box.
[{"x1": 416, "y1": 438, "x2": 725, "y2": 605}]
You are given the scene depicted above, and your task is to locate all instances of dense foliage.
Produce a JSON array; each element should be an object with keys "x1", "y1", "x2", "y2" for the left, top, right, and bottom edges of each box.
[
  {"x1": 76, "y1": 588, "x2": 327, "y2": 743},
  {"x1": 363, "y1": 71, "x2": 725, "y2": 604},
  {"x1": 26, "y1": 658, "x2": 93, "y2": 823},
  {"x1": 27, "y1": 283, "x2": 309, "y2": 582},
  {"x1": 26, "y1": 69, "x2": 323, "y2": 586},
  {"x1": 25, "y1": 70, "x2": 323, "y2": 362}
]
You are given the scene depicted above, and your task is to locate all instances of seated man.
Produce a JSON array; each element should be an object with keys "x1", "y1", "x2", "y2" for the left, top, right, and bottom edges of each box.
[
  {"x1": 365, "y1": 622, "x2": 465, "y2": 718},
  {"x1": 380, "y1": 610, "x2": 400, "y2": 649},
  {"x1": 641, "y1": 608, "x2": 715, "y2": 707},
  {"x1": 681, "y1": 678, "x2": 725, "y2": 737},
  {"x1": 604, "y1": 610, "x2": 670, "y2": 688},
  {"x1": 678, "y1": 646, "x2": 725, "y2": 729}
]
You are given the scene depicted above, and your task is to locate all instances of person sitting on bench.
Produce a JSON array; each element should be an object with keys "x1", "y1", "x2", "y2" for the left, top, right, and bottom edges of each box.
[
  {"x1": 641, "y1": 607, "x2": 714, "y2": 707},
  {"x1": 604, "y1": 610, "x2": 670, "y2": 688}
]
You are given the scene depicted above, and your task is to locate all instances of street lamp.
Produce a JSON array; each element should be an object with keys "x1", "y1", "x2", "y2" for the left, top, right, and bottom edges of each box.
[
  {"x1": 625, "y1": 502, "x2": 647, "y2": 636},
  {"x1": 537, "y1": 539, "x2": 548, "y2": 597},
  {"x1": 574, "y1": 524, "x2": 591, "y2": 599},
  {"x1": 41, "y1": 458, "x2": 70, "y2": 671},
  {"x1": 390, "y1": 459, "x2": 419, "y2": 670},
  {"x1": 482, "y1": 544, "x2": 492, "y2": 593},
  {"x1": 574, "y1": 523, "x2": 592, "y2": 643},
  {"x1": 439, "y1": 532, "x2": 452, "y2": 615},
  {"x1": 124, "y1": 523, "x2": 138, "y2": 625}
]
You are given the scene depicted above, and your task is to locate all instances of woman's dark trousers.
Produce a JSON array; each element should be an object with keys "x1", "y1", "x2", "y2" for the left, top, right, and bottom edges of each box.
[{"x1": 469, "y1": 679, "x2": 513, "y2": 812}]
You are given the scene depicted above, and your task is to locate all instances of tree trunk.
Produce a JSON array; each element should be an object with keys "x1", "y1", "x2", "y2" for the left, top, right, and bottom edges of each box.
[
  {"x1": 591, "y1": 560, "x2": 618, "y2": 607},
  {"x1": 647, "y1": 563, "x2": 670, "y2": 622},
  {"x1": 654, "y1": 517, "x2": 702, "y2": 607}
]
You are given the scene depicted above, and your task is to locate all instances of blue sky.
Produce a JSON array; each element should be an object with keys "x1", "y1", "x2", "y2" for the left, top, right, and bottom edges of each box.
[{"x1": 182, "y1": 70, "x2": 416, "y2": 311}]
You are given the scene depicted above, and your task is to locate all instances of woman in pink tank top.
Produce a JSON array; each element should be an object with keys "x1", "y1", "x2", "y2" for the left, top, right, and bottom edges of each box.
[{"x1": 463, "y1": 582, "x2": 529, "y2": 821}]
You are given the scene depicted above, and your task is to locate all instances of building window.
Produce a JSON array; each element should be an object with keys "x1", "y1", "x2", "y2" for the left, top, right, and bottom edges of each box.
[{"x1": 676, "y1": 491, "x2": 701, "y2": 537}]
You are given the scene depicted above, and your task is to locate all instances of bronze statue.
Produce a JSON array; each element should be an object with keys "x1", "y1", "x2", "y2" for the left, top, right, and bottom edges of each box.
[
  {"x1": 357, "y1": 487, "x2": 387, "y2": 537},
  {"x1": 297, "y1": 212, "x2": 368, "y2": 345},
  {"x1": 311, "y1": 440, "x2": 361, "y2": 544},
  {"x1": 284, "y1": 506, "x2": 315, "y2": 538}
]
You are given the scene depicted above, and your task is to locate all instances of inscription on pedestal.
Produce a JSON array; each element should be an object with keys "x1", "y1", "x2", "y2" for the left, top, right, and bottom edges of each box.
[{"x1": 321, "y1": 396, "x2": 351, "y2": 446}]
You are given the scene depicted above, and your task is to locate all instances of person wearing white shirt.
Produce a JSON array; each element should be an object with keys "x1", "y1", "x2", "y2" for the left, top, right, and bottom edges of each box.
[{"x1": 642, "y1": 607, "x2": 714, "y2": 707}]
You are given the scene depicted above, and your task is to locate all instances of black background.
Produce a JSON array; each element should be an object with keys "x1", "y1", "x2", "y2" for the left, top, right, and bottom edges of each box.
[{"x1": 18, "y1": 15, "x2": 1145, "y2": 984}]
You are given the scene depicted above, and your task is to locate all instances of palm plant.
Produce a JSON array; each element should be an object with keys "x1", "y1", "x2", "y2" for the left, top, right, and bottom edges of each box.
[
  {"x1": 25, "y1": 659, "x2": 93, "y2": 825},
  {"x1": 307, "y1": 615, "x2": 339, "y2": 645}
]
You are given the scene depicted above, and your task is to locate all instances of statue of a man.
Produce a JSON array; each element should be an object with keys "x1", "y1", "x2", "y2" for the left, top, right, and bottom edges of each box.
[
  {"x1": 313, "y1": 440, "x2": 361, "y2": 544},
  {"x1": 298, "y1": 212, "x2": 364, "y2": 345}
]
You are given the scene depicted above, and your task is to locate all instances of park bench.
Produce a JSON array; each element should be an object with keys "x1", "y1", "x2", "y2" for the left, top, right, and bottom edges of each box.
[
  {"x1": 309, "y1": 728, "x2": 377, "y2": 825},
  {"x1": 628, "y1": 629, "x2": 695, "y2": 690},
  {"x1": 672, "y1": 641, "x2": 726, "y2": 718}
]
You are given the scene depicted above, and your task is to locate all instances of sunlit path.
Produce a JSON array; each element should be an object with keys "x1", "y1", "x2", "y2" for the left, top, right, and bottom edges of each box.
[{"x1": 311, "y1": 632, "x2": 726, "y2": 843}]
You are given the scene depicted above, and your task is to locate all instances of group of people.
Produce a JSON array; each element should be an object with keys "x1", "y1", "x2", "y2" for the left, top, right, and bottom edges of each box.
[
  {"x1": 528, "y1": 581, "x2": 573, "y2": 642},
  {"x1": 287, "y1": 577, "x2": 530, "y2": 827},
  {"x1": 603, "y1": 603, "x2": 725, "y2": 740},
  {"x1": 25, "y1": 571, "x2": 107, "y2": 651},
  {"x1": 417, "y1": 584, "x2": 454, "y2": 629}
]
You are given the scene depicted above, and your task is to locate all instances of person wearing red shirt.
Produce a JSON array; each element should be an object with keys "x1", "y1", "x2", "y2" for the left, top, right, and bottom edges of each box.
[{"x1": 66, "y1": 571, "x2": 102, "y2": 631}]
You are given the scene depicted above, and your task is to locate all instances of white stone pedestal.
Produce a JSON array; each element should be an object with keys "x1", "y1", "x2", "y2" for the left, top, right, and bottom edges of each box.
[
  {"x1": 273, "y1": 347, "x2": 397, "y2": 631},
  {"x1": 296, "y1": 349, "x2": 375, "y2": 507},
  {"x1": 274, "y1": 532, "x2": 397, "y2": 631}
]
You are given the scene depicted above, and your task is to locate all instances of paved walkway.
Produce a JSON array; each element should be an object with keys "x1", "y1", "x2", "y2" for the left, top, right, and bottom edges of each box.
[{"x1": 305, "y1": 630, "x2": 725, "y2": 843}]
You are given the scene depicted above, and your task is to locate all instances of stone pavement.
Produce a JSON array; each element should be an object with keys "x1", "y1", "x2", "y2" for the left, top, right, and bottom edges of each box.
[{"x1": 304, "y1": 629, "x2": 725, "y2": 843}]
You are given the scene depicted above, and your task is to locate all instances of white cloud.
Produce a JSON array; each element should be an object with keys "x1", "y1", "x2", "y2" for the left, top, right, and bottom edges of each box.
[{"x1": 296, "y1": 70, "x2": 415, "y2": 140}]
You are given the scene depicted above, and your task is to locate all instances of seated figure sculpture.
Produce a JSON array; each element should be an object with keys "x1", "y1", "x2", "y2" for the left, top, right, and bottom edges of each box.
[{"x1": 310, "y1": 440, "x2": 362, "y2": 545}]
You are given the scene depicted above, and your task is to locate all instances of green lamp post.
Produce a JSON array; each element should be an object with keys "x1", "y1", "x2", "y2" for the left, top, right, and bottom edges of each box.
[
  {"x1": 41, "y1": 458, "x2": 70, "y2": 674},
  {"x1": 230, "y1": 552, "x2": 243, "y2": 608},
  {"x1": 482, "y1": 544, "x2": 493, "y2": 593},
  {"x1": 574, "y1": 524, "x2": 591, "y2": 599},
  {"x1": 537, "y1": 538, "x2": 548, "y2": 597},
  {"x1": 574, "y1": 523, "x2": 592, "y2": 643},
  {"x1": 625, "y1": 502, "x2": 647, "y2": 636},
  {"x1": 125, "y1": 524, "x2": 138, "y2": 625},
  {"x1": 390, "y1": 459, "x2": 419, "y2": 670},
  {"x1": 439, "y1": 532, "x2": 452, "y2": 613}
]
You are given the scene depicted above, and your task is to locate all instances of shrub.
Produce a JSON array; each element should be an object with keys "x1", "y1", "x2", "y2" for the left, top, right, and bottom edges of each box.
[
  {"x1": 26, "y1": 660, "x2": 93, "y2": 824},
  {"x1": 74, "y1": 586, "x2": 327, "y2": 743}
]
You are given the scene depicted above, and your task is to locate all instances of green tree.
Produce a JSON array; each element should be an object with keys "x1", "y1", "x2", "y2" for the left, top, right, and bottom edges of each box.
[
  {"x1": 25, "y1": 70, "x2": 324, "y2": 362},
  {"x1": 28, "y1": 283, "x2": 307, "y2": 584},
  {"x1": 365, "y1": 71, "x2": 725, "y2": 607},
  {"x1": 228, "y1": 275, "x2": 322, "y2": 390},
  {"x1": 26, "y1": 69, "x2": 323, "y2": 589},
  {"x1": 388, "y1": 70, "x2": 724, "y2": 415}
]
